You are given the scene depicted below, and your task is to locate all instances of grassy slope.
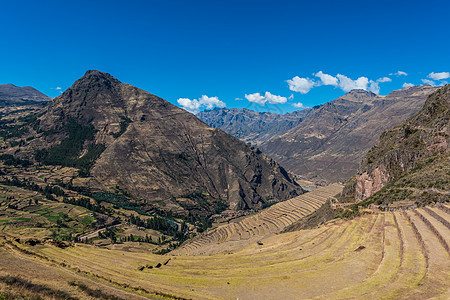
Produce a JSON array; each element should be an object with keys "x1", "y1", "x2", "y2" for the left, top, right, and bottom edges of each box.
[{"x1": 1, "y1": 206, "x2": 448, "y2": 300}]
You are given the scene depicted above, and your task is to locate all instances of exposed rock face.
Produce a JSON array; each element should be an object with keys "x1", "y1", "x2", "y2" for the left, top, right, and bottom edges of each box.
[
  {"x1": 261, "y1": 86, "x2": 438, "y2": 183},
  {"x1": 0, "y1": 84, "x2": 51, "y2": 106},
  {"x1": 345, "y1": 84, "x2": 449, "y2": 202},
  {"x1": 197, "y1": 107, "x2": 314, "y2": 146},
  {"x1": 33, "y1": 71, "x2": 303, "y2": 212},
  {"x1": 355, "y1": 165, "x2": 390, "y2": 199}
]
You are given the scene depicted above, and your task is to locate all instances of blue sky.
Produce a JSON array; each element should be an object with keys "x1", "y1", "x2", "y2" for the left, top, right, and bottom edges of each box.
[{"x1": 1, "y1": 0, "x2": 449, "y2": 114}]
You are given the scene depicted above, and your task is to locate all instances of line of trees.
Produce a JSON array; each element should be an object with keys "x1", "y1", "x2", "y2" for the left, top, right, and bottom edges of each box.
[
  {"x1": 62, "y1": 197, "x2": 107, "y2": 214},
  {"x1": 128, "y1": 214, "x2": 187, "y2": 241},
  {"x1": 1, "y1": 176, "x2": 65, "y2": 201}
]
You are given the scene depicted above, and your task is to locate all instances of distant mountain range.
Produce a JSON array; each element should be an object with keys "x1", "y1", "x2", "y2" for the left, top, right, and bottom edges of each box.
[
  {"x1": 197, "y1": 107, "x2": 315, "y2": 146},
  {"x1": 199, "y1": 86, "x2": 438, "y2": 184},
  {"x1": 0, "y1": 84, "x2": 51, "y2": 105},
  {"x1": 14, "y1": 71, "x2": 302, "y2": 214},
  {"x1": 261, "y1": 86, "x2": 438, "y2": 183}
]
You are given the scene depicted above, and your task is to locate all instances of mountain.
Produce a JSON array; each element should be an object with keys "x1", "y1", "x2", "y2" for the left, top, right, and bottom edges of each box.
[
  {"x1": 340, "y1": 84, "x2": 449, "y2": 205},
  {"x1": 18, "y1": 70, "x2": 302, "y2": 214},
  {"x1": 0, "y1": 84, "x2": 51, "y2": 106},
  {"x1": 260, "y1": 86, "x2": 438, "y2": 183},
  {"x1": 197, "y1": 107, "x2": 314, "y2": 146}
]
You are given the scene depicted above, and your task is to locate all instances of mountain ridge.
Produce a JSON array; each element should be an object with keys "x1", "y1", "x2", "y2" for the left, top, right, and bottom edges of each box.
[
  {"x1": 340, "y1": 83, "x2": 449, "y2": 204},
  {"x1": 260, "y1": 85, "x2": 438, "y2": 183},
  {"x1": 18, "y1": 70, "x2": 303, "y2": 214},
  {"x1": 0, "y1": 83, "x2": 51, "y2": 105},
  {"x1": 197, "y1": 106, "x2": 315, "y2": 146}
]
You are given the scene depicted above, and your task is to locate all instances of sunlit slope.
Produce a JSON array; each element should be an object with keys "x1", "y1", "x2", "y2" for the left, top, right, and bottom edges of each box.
[
  {"x1": 22, "y1": 205, "x2": 449, "y2": 299},
  {"x1": 171, "y1": 183, "x2": 343, "y2": 256}
]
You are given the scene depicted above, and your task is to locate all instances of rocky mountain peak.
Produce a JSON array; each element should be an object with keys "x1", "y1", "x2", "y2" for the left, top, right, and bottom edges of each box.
[
  {"x1": 348, "y1": 89, "x2": 376, "y2": 96},
  {"x1": 29, "y1": 71, "x2": 303, "y2": 213},
  {"x1": 59, "y1": 70, "x2": 122, "y2": 105},
  {"x1": 340, "y1": 89, "x2": 378, "y2": 102},
  {"x1": 40, "y1": 71, "x2": 141, "y2": 131},
  {"x1": 73, "y1": 70, "x2": 120, "y2": 88}
]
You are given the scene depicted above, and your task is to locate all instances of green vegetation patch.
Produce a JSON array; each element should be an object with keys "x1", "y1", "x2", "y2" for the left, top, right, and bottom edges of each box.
[
  {"x1": 0, "y1": 154, "x2": 31, "y2": 167},
  {"x1": 13, "y1": 217, "x2": 31, "y2": 221},
  {"x1": 91, "y1": 192, "x2": 145, "y2": 214},
  {"x1": 179, "y1": 191, "x2": 229, "y2": 215},
  {"x1": 111, "y1": 115, "x2": 132, "y2": 138},
  {"x1": 81, "y1": 216, "x2": 94, "y2": 225},
  {"x1": 35, "y1": 119, "x2": 105, "y2": 176}
]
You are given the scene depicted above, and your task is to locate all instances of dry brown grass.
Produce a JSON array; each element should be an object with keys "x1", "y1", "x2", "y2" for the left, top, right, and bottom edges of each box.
[{"x1": 0, "y1": 204, "x2": 448, "y2": 299}]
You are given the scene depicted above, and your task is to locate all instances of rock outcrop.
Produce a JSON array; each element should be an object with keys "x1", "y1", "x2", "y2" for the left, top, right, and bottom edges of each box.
[{"x1": 343, "y1": 84, "x2": 449, "y2": 203}]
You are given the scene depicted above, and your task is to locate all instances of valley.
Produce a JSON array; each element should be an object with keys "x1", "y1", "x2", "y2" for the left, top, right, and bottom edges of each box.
[
  {"x1": 0, "y1": 202, "x2": 448, "y2": 299},
  {"x1": 2, "y1": 2, "x2": 450, "y2": 299},
  {"x1": 0, "y1": 75, "x2": 448, "y2": 299}
]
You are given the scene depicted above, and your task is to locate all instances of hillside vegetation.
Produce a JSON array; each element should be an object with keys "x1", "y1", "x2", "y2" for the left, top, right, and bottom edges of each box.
[{"x1": 341, "y1": 84, "x2": 449, "y2": 208}]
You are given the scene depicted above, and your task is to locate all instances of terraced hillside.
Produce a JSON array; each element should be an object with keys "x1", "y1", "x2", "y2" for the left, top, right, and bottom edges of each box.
[
  {"x1": 171, "y1": 183, "x2": 343, "y2": 256},
  {"x1": 1, "y1": 204, "x2": 448, "y2": 299}
]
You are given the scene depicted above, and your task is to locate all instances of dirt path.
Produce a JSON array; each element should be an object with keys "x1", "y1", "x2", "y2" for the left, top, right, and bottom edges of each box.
[{"x1": 78, "y1": 223, "x2": 121, "y2": 241}]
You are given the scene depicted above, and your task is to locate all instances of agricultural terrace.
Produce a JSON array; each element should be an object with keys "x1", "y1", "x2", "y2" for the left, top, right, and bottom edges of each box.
[
  {"x1": 0, "y1": 204, "x2": 448, "y2": 299},
  {"x1": 171, "y1": 183, "x2": 343, "y2": 255}
]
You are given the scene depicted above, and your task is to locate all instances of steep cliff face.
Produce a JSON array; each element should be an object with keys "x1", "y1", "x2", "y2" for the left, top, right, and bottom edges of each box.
[
  {"x1": 197, "y1": 107, "x2": 314, "y2": 146},
  {"x1": 26, "y1": 71, "x2": 303, "y2": 213},
  {"x1": 345, "y1": 84, "x2": 449, "y2": 203},
  {"x1": 261, "y1": 86, "x2": 438, "y2": 183}
]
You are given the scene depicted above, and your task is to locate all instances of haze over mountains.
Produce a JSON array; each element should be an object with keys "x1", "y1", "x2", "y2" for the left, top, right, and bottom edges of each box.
[
  {"x1": 0, "y1": 84, "x2": 51, "y2": 106},
  {"x1": 15, "y1": 70, "x2": 302, "y2": 214}
]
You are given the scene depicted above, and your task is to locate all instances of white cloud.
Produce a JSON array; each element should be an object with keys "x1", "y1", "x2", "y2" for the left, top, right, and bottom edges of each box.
[
  {"x1": 376, "y1": 77, "x2": 392, "y2": 83},
  {"x1": 336, "y1": 74, "x2": 369, "y2": 92},
  {"x1": 292, "y1": 102, "x2": 304, "y2": 109},
  {"x1": 264, "y1": 92, "x2": 287, "y2": 104},
  {"x1": 289, "y1": 72, "x2": 395, "y2": 95},
  {"x1": 288, "y1": 94, "x2": 294, "y2": 100},
  {"x1": 235, "y1": 97, "x2": 243, "y2": 101},
  {"x1": 315, "y1": 71, "x2": 338, "y2": 86},
  {"x1": 244, "y1": 92, "x2": 289, "y2": 105},
  {"x1": 428, "y1": 72, "x2": 450, "y2": 80},
  {"x1": 402, "y1": 83, "x2": 414, "y2": 88},
  {"x1": 368, "y1": 80, "x2": 380, "y2": 94},
  {"x1": 56, "y1": 87, "x2": 62, "y2": 90},
  {"x1": 198, "y1": 95, "x2": 226, "y2": 110},
  {"x1": 177, "y1": 95, "x2": 225, "y2": 114},
  {"x1": 422, "y1": 79, "x2": 435, "y2": 86},
  {"x1": 390, "y1": 71, "x2": 407, "y2": 76},
  {"x1": 287, "y1": 76, "x2": 316, "y2": 94},
  {"x1": 245, "y1": 93, "x2": 266, "y2": 105},
  {"x1": 177, "y1": 98, "x2": 201, "y2": 113}
]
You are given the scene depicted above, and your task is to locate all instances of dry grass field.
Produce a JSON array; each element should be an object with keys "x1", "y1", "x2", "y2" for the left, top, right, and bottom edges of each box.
[{"x1": 0, "y1": 202, "x2": 448, "y2": 299}]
